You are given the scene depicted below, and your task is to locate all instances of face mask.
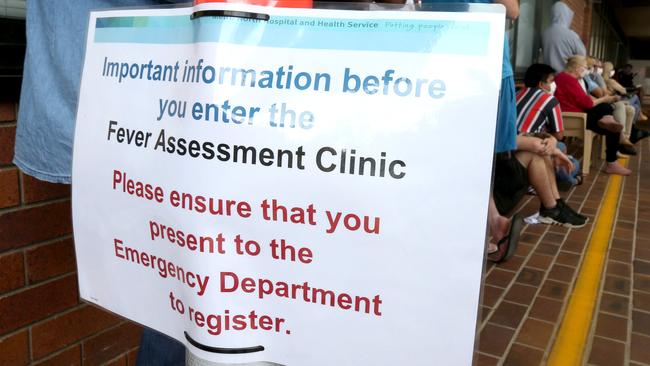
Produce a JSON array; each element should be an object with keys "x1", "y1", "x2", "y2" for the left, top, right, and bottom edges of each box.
[
  {"x1": 610, "y1": 70, "x2": 615, "y2": 77},
  {"x1": 549, "y1": 81, "x2": 557, "y2": 95},
  {"x1": 597, "y1": 67, "x2": 603, "y2": 75}
]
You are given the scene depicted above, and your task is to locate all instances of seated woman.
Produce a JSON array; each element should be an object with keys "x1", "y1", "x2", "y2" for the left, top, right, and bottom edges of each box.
[
  {"x1": 582, "y1": 59, "x2": 637, "y2": 154},
  {"x1": 603, "y1": 61, "x2": 650, "y2": 143},
  {"x1": 554, "y1": 56, "x2": 632, "y2": 176}
]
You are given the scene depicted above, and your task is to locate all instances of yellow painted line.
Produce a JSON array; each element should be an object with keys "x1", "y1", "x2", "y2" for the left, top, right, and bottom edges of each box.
[{"x1": 547, "y1": 158, "x2": 628, "y2": 365}]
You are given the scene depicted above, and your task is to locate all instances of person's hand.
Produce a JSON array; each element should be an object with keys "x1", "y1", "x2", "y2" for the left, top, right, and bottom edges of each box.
[
  {"x1": 608, "y1": 95, "x2": 621, "y2": 103},
  {"x1": 532, "y1": 138, "x2": 551, "y2": 156},
  {"x1": 553, "y1": 150, "x2": 574, "y2": 174}
]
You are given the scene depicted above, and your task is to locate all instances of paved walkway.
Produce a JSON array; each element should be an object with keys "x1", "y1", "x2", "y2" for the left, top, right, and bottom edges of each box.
[{"x1": 475, "y1": 137, "x2": 650, "y2": 365}]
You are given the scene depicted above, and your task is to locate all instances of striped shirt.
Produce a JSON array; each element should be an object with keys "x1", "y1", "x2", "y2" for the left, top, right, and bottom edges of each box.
[{"x1": 516, "y1": 87, "x2": 564, "y2": 134}]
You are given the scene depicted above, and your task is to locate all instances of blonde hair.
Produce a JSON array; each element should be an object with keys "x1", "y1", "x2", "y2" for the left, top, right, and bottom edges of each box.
[
  {"x1": 565, "y1": 55, "x2": 587, "y2": 72},
  {"x1": 586, "y1": 57, "x2": 597, "y2": 68},
  {"x1": 602, "y1": 61, "x2": 614, "y2": 81}
]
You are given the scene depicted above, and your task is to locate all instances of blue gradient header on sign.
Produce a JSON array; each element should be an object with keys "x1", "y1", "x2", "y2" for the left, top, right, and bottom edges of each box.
[{"x1": 95, "y1": 15, "x2": 489, "y2": 55}]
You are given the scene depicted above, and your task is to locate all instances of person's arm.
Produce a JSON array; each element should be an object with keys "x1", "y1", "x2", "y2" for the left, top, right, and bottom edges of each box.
[
  {"x1": 548, "y1": 102, "x2": 564, "y2": 140},
  {"x1": 591, "y1": 94, "x2": 618, "y2": 107},
  {"x1": 571, "y1": 81, "x2": 596, "y2": 110},
  {"x1": 591, "y1": 86, "x2": 605, "y2": 98},
  {"x1": 552, "y1": 148, "x2": 574, "y2": 174},
  {"x1": 516, "y1": 135, "x2": 551, "y2": 155},
  {"x1": 607, "y1": 79, "x2": 628, "y2": 96},
  {"x1": 493, "y1": 0, "x2": 519, "y2": 20},
  {"x1": 575, "y1": 37, "x2": 587, "y2": 56}
]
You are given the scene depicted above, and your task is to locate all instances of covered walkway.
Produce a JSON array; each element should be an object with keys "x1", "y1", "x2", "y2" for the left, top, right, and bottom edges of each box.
[{"x1": 476, "y1": 102, "x2": 650, "y2": 365}]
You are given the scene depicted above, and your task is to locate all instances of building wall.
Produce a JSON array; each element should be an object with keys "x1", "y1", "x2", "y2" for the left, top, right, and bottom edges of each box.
[
  {"x1": 563, "y1": 0, "x2": 592, "y2": 48},
  {"x1": 0, "y1": 102, "x2": 142, "y2": 365}
]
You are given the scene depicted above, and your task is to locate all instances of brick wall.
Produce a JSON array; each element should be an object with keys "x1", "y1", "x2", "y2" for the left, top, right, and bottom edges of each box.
[
  {"x1": 563, "y1": 0, "x2": 592, "y2": 50},
  {"x1": 0, "y1": 102, "x2": 142, "y2": 365}
]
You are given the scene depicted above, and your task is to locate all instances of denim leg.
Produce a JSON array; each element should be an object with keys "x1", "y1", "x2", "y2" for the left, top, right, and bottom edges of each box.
[{"x1": 136, "y1": 328, "x2": 186, "y2": 366}]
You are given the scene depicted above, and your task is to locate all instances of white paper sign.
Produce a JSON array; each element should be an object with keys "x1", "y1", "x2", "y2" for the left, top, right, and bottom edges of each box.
[{"x1": 72, "y1": 3, "x2": 505, "y2": 365}]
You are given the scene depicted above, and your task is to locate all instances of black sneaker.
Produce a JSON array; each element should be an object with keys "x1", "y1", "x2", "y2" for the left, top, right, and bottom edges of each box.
[
  {"x1": 556, "y1": 198, "x2": 589, "y2": 224},
  {"x1": 538, "y1": 204, "x2": 587, "y2": 228},
  {"x1": 618, "y1": 144, "x2": 637, "y2": 156},
  {"x1": 630, "y1": 128, "x2": 650, "y2": 144}
]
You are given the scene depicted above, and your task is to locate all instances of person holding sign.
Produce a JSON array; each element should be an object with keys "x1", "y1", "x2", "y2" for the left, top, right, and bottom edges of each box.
[{"x1": 421, "y1": 0, "x2": 523, "y2": 261}]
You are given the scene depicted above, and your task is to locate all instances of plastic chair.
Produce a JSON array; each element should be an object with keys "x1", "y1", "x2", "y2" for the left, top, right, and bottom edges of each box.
[{"x1": 561, "y1": 112, "x2": 605, "y2": 175}]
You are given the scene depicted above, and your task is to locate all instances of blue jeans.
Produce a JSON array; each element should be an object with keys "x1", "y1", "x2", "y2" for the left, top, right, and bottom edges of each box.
[{"x1": 136, "y1": 328, "x2": 186, "y2": 366}]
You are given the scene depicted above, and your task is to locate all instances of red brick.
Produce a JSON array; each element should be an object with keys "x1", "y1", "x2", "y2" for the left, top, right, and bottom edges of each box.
[
  {"x1": 32, "y1": 304, "x2": 121, "y2": 360},
  {"x1": 631, "y1": 333, "x2": 650, "y2": 364},
  {"x1": 0, "y1": 330, "x2": 29, "y2": 366},
  {"x1": 488, "y1": 301, "x2": 528, "y2": 329},
  {"x1": 0, "y1": 201, "x2": 72, "y2": 252},
  {"x1": 0, "y1": 125, "x2": 16, "y2": 165},
  {"x1": 478, "y1": 323, "x2": 515, "y2": 356},
  {"x1": 33, "y1": 345, "x2": 81, "y2": 366},
  {"x1": 26, "y1": 238, "x2": 76, "y2": 284},
  {"x1": 0, "y1": 274, "x2": 79, "y2": 334},
  {"x1": 475, "y1": 352, "x2": 499, "y2": 366},
  {"x1": 82, "y1": 322, "x2": 142, "y2": 365},
  {"x1": 588, "y1": 336, "x2": 625, "y2": 365},
  {"x1": 0, "y1": 168, "x2": 19, "y2": 208},
  {"x1": 0, "y1": 103, "x2": 15, "y2": 122},
  {"x1": 503, "y1": 343, "x2": 544, "y2": 366},
  {"x1": 22, "y1": 173, "x2": 71, "y2": 204},
  {"x1": 0, "y1": 251, "x2": 24, "y2": 295},
  {"x1": 106, "y1": 355, "x2": 128, "y2": 366}
]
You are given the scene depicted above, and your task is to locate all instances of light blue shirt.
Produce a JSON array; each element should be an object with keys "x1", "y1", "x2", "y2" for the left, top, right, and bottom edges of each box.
[{"x1": 14, "y1": 0, "x2": 188, "y2": 183}]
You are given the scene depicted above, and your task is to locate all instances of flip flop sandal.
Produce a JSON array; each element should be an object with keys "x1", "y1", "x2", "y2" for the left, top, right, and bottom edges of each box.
[{"x1": 489, "y1": 213, "x2": 523, "y2": 263}]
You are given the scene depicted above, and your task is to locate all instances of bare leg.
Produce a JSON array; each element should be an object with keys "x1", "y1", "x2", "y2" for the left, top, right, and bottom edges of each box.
[
  {"x1": 543, "y1": 155, "x2": 561, "y2": 201},
  {"x1": 514, "y1": 151, "x2": 557, "y2": 209}
]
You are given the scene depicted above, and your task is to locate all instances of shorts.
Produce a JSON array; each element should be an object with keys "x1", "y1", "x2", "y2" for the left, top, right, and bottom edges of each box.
[{"x1": 493, "y1": 152, "x2": 528, "y2": 215}]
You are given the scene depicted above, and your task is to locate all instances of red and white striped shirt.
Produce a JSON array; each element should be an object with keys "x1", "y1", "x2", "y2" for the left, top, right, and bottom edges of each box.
[{"x1": 516, "y1": 87, "x2": 564, "y2": 134}]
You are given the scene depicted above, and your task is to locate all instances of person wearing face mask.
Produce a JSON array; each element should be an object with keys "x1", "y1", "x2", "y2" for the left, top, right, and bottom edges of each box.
[
  {"x1": 581, "y1": 58, "x2": 605, "y2": 97},
  {"x1": 492, "y1": 62, "x2": 588, "y2": 230},
  {"x1": 554, "y1": 56, "x2": 633, "y2": 175},
  {"x1": 603, "y1": 61, "x2": 648, "y2": 124},
  {"x1": 581, "y1": 58, "x2": 638, "y2": 152},
  {"x1": 516, "y1": 63, "x2": 564, "y2": 140},
  {"x1": 516, "y1": 63, "x2": 587, "y2": 190},
  {"x1": 589, "y1": 58, "x2": 607, "y2": 90}
]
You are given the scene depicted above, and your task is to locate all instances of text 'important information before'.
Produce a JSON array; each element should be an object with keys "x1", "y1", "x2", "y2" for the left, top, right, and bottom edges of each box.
[{"x1": 72, "y1": 3, "x2": 506, "y2": 365}]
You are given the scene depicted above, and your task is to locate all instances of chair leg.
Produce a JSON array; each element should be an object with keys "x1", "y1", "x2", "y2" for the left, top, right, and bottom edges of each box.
[
  {"x1": 583, "y1": 131, "x2": 593, "y2": 175},
  {"x1": 600, "y1": 135, "x2": 607, "y2": 160}
]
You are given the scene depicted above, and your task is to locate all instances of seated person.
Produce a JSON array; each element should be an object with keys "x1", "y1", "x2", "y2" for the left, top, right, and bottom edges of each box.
[
  {"x1": 516, "y1": 63, "x2": 564, "y2": 139},
  {"x1": 589, "y1": 58, "x2": 607, "y2": 90},
  {"x1": 516, "y1": 63, "x2": 581, "y2": 189},
  {"x1": 603, "y1": 61, "x2": 650, "y2": 144},
  {"x1": 582, "y1": 59, "x2": 637, "y2": 153},
  {"x1": 583, "y1": 57, "x2": 606, "y2": 98},
  {"x1": 616, "y1": 63, "x2": 642, "y2": 94},
  {"x1": 493, "y1": 134, "x2": 587, "y2": 230},
  {"x1": 554, "y1": 56, "x2": 632, "y2": 175}
]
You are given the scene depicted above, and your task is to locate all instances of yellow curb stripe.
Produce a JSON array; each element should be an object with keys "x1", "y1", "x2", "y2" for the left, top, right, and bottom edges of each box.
[{"x1": 547, "y1": 158, "x2": 628, "y2": 365}]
